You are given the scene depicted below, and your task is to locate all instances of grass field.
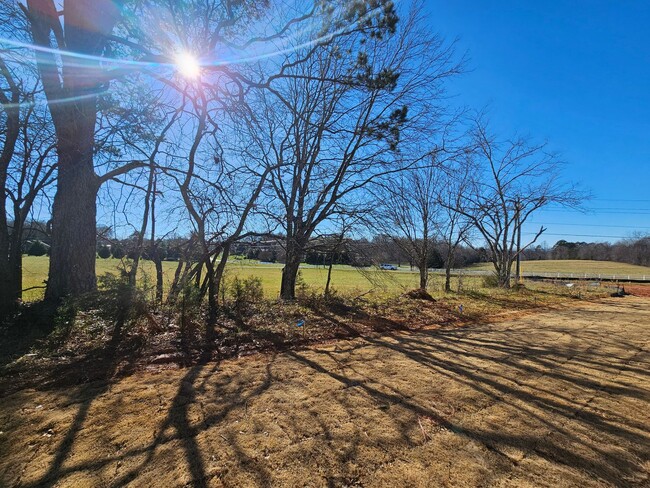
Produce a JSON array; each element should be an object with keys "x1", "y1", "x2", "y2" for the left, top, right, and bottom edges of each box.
[
  {"x1": 21, "y1": 256, "x2": 427, "y2": 302},
  {"x1": 468, "y1": 259, "x2": 650, "y2": 276},
  {"x1": 21, "y1": 256, "x2": 650, "y2": 302}
]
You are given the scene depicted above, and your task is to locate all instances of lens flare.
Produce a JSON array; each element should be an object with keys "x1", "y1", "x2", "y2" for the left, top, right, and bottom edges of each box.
[{"x1": 174, "y1": 52, "x2": 200, "y2": 78}]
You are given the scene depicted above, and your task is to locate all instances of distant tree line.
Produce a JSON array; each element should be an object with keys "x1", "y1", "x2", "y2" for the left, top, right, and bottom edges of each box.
[{"x1": 522, "y1": 237, "x2": 650, "y2": 268}]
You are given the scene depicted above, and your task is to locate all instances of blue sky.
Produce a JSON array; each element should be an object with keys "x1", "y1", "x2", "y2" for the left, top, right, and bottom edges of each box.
[{"x1": 424, "y1": 0, "x2": 650, "y2": 245}]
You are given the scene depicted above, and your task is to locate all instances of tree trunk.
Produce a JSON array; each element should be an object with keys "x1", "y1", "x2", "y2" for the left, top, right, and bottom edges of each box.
[
  {"x1": 153, "y1": 252, "x2": 164, "y2": 304},
  {"x1": 444, "y1": 246, "x2": 454, "y2": 292},
  {"x1": 167, "y1": 260, "x2": 186, "y2": 304},
  {"x1": 206, "y1": 259, "x2": 217, "y2": 332},
  {"x1": 324, "y1": 251, "x2": 334, "y2": 296},
  {"x1": 0, "y1": 253, "x2": 21, "y2": 318},
  {"x1": 0, "y1": 75, "x2": 20, "y2": 317},
  {"x1": 214, "y1": 243, "x2": 231, "y2": 303},
  {"x1": 419, "y1": 257, "x2": 428, "y2": 290},
  {"x1": 0, "y1": 226, "x2": 14, "y2": 315},
  {"x1": 27, "y1": 0, "x2": 121, "y2": 302},
  {"x1": 280, "y1": 257, "x2": 301, "y2": 300},
  {"x1": 280, "y1": 236, "x2": 303, "y2": 300},
  {"x1": 0, "y1": 267, "x2": 13, "y2": 318},
  {"x1": 445, "y1": 266, "x2": 452, "y2": 292},
  {"x1": 497, "y1": 261, "x2": 511, "y2": 288},
  {"x1": 45, "y1": 137, "x2": 98, "y2": 301},
  {"x1": 150, "y1": 174, "x2": 163, "y2": 304},
  {"x1": 1, "y1": 205, "x2": 31, "y2": 316},
  {"x1": 9, "y1": 229, "x2": 23, "y2": 301}
]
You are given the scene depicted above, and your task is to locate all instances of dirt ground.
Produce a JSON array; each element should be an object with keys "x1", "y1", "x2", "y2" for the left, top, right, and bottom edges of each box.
[
  {"x1": 626, "y1": 285, "x2": 650, "y2": 298},
  {"x1": 1, "y1": 296, "x2": 648, "y2": 487}
]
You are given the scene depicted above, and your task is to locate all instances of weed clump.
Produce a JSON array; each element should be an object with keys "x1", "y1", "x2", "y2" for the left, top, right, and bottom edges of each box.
[{"x1": 482, "y1": 273, "x2": 500, "y2": 288}]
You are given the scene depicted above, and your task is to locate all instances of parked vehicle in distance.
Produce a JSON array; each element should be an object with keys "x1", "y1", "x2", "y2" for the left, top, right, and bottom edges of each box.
[{"x1": 380, "y1": 263, "x2": 398, "y2": 271}]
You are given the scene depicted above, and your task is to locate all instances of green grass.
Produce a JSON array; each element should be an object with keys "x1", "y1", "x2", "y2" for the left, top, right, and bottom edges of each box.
[
  {"x1": 23, "y1": 256, "x2": 636, "y2": 303},
  {"x1": 21, "y1": 256, "x2": 429, "y2": 302},
  {"x1": 468, "y1": 259, "x2": 650, "y2": 276},
  {"x1": 23, "y1": 256, "x2": 636, "y2": 301}
]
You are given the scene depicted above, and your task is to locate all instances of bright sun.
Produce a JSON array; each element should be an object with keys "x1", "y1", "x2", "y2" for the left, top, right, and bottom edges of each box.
[{"x1": 175, "y1": 52, "x2": 200, "y2": 79}]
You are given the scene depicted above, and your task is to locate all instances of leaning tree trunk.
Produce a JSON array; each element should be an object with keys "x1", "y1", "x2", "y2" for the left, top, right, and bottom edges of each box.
[
  {"x1": 324, "y1": 251, "x2": 335, "y2": 296},
  {"x1": 0, "y1": 222, "x2": 13, "y2": 316},
  {"x1": 0, "y1": 250, "x2": 22, "y2": 315},
  {"x1": 213, "y1": 242, "x2": 231, "y2": 303},
  {"x1": 9, "y1": 223, "x2": 23, "y2": 300}
]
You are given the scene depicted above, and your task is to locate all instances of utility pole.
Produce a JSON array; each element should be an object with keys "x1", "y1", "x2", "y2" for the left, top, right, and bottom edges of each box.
[{"x1": 515, "y1": 198, "x2": 522, "y2": 284}]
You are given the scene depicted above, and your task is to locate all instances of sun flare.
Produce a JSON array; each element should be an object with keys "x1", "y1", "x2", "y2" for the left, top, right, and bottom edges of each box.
[{"x1": 174, "y1": 52, "x2": 201, "y2": 79}]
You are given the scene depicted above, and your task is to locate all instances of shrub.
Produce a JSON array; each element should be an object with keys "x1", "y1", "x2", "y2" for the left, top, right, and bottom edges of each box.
[
  {"x1": 229, "y1": 276, "x2": 264, "y2": 316},
  {"x1": 111, "y1": 245, "x2": 125, "y2": 259},
  {"x1": 482, "y1": 273, "x2": 500, "y2": 288},
  {"x1": 175, "y1": 279, "x2": 202, "y2": 322},
  {"x1": 27, "y1": 240, "x2": 49, "y2": 256},
  {"x1": 295, "y1": 270, "x2": 309, "y2": 297},
  {"x1": 96, "y1": 273, "x2": 150, "y2": 323},
  {"x1": 98, "y1": 245, "x2": 111, "y2": 259}
]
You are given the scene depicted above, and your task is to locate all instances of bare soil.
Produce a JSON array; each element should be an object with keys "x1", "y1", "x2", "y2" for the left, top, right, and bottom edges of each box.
[
  {"x1": 626, "y1": 284, "x2": 650, "y2": 298},
  {"x1": 1, "y1": 297, "x2": 648, "y2": 487}
]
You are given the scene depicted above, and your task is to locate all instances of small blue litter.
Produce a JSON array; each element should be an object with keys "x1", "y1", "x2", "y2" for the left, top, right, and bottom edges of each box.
[
  {"x1": 458, "y1": 305, "x2": 464, "y2": 314},
  {"x1": 296, "y1": 320, "x2": 305, "y2": 328}
]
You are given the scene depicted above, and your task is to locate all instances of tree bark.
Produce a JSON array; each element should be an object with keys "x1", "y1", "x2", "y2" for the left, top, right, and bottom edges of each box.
[
  {"x1": 418, "y1": 232, "x2": 429, "y2": 291},
  {"x1": 0, "y1": 251, "x2": 22, "y2": 317},
  {"x1": 45, "y1": 127, "x2": 99, "y2": 301},
  {"x1": 205, "y1": 258, "x2": 217, "y2": 331},
  {"x1": 324, "y1": 252, "x2": 334, "y2": 296},
  {"x1": 214, "y1": 243, "x2": 231, "y2": 303},
  {"x1": 0, "y1": 63, "x2": 21, "y2": 316},
  {"x1": 280, "y1": 238, "x2": 302, "y2": 300},
  {"x1": 444, "y1": 247, "x2": 453, "y2": 292},
  {"x1": 445, "y1": 266, "x2": 452, "y2": 292},
  {"x1": 419, "y1": 254, "x2": 428, "y2": 290},
  {"x1": 497, "y1": 257, "x2": 512, "y2": 288},
  {"x1": 27, "y1": 0, "x2": 121, "y2": 302}
]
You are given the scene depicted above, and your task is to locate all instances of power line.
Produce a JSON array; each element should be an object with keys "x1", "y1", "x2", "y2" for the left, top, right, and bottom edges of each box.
[
  {"x1": 592, "y1": 198, "x2": 650, "y2": 203},
  {"x1": 584, "y1": 207, "x2": 650, "y2": 211},
  {"x1": 522, "y1": 232, "x2": 645, "y2": 239},
  {"x1": 542, "y1": 209, "x2": 650, "y2": 215},
  {"x1": 528, "y1": 222, "x2": 650, "y2": 230}
]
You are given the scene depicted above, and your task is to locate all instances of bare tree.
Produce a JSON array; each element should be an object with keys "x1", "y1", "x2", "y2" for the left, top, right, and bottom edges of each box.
[
  {"x1": 374, "y1": 162, "x2": 441, "y2": 290},
  {"x1": 436, "y1": 158, "x2": 473, "y2": 292},
  {"x1": 162, "y1": 91, "x2": 272, "y2": 326},
  {"x1": 250, "y1": 4, "x2": 461, "y2": 299},
  {"x1": 454, "y1": 116, "x2": 582, "y2": 288},
  {"x1": 18, "y1": 0, "x2": 318, "y2": 301},
  {"x1": 0, "y1": 2, "x2": 57, "y2": 316}
]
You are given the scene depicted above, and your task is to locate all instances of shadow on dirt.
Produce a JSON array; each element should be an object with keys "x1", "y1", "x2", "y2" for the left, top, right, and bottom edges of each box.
[{"x1": 8, "y1": 298, "x2": 649, "y2": 487}]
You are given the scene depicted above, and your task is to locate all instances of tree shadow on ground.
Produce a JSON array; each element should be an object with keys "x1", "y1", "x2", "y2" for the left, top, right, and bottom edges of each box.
[
  {"x1": 5, "y1": 300, "x2": 650, "y2": 487},
  {"x1": 0, "y1": 302, "x2": 60, "y2": 369}
]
